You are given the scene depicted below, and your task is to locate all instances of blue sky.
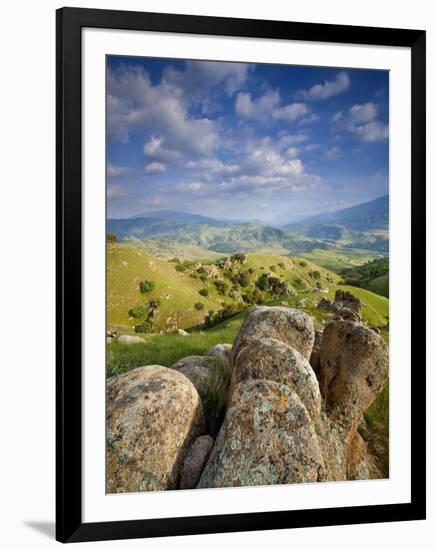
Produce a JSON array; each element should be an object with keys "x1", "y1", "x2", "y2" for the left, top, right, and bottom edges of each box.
[{"x1": 106, "y1": 56, "x2": 388, "y2": 224}]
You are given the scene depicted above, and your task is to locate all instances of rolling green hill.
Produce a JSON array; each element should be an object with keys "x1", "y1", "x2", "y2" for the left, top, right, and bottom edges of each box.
[
  {"x1": 107, "y1": 218, "x2": 323, "y2": 254},
  {"x1": 107, "y1": 243, "x2": 341, "y2": 333},
  {"x1": 296, "y1": 248, "x2": 384, "y2": 273},
  {"x1": 340, "y1": 257, "x2": 389, "y2": 298}
]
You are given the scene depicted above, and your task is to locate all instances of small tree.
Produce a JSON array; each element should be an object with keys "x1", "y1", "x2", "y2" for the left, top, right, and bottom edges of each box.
[
  {"x1": 199, "y1": 288, "x2": 209, "y2": 297},
  {"x1": 139, "y1": 280, "x2": 155, "y2": 294},
  {"x1": 106, "y1": 233, "x2": 117, "y2": 243},
  {"x1": 194, "y1": 302, "x2": 204, "y2": 311}
]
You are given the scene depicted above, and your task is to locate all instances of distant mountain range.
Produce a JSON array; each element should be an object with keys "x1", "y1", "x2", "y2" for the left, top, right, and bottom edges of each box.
[
  {"x1": 107, "y1": 195, "x2": 389, "y2": 254},
  {"x1": 285, "y1": 195, "x2": 388, "y2": 233}
]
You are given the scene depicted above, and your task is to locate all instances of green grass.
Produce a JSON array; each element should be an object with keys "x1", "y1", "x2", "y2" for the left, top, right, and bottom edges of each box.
[
  {"x1": 107, "y1": 318, "x2": 241, "y2": 377},
  {"x1": 297, "y1": 248, "x2": 383, "y2": 273},
  {"x1": 361, "y1": 383, "x2": 389, "y2": 477},
  {"x1": 367, "y1": 274, "x2": 389, "y2": 298}
]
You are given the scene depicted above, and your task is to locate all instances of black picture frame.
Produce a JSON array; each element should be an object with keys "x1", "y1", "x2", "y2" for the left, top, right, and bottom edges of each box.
[{"x1": 56, "y1": 7, "x2": 426, "y2": 543}]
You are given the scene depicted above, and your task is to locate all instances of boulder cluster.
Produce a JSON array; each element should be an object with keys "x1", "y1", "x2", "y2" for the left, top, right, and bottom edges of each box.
[
  {"x1": 106, "y1": 303, "x2": 389, "y2": 493},
  {"x1": 317, "y1": 289, "x2": 363, "y2": 323}
]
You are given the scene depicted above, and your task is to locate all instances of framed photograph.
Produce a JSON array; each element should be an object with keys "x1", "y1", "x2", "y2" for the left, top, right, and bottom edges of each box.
[{"x1": 56, "y1": 7, "x2": 426, "y2": 543}]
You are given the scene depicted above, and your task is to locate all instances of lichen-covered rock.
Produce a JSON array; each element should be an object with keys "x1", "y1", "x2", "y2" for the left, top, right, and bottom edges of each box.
[
  {"x1": 231, "y1": 307, "x2": 315, "y2": 365},
  {"x1": 179, "y1": 435, "x2": 214, "y2": 489},
  {"x1": 198, "y1": 379, "x2": 324, "y2": 488},
  {"x1": 106, "y1": 365, "x2": 206, "y2": 493},
  {"x1": 333, "y1": 307, "x2": 361, "y2": 323},
  {"x1": 346, "y1": 432, "x2": 379, "y2": 480},
  {"x1": 334, "y1": 289, "x2": 362, "y2": 314},
  {"x1": 319, "y1": 321, "x2": 389, "y2": 429},
  {"x1": 176, "y1": 365, "x2": 210, "y2": 392},
  {"x1": 206, "y1": 344, "x2": 232, "y2": 372},
  {"x1": 230, "y1": 336, "x2": 321, "y2": 421},
  {"x1": 309, "y1": 329, "x2": 323, "y2": 378},
  {"x1": 171, "y1": 355, "x2": 221, "y2": 371},
  {"x1": 171, "y1": 355, "x2": 226, "y2": 393}
]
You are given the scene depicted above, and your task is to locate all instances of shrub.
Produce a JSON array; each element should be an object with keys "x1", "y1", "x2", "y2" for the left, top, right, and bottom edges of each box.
[
  {"x1": 169, "y1": 257, "x2": 180, "y2": 263},
  {"x1": 175, "y1": 264, "x2": 186, "y2": 272},
  {"x1": 230, "y1": 252, "x2": 246, "y2": 264},
  {"x1": 139, "y1": 279, "x2": 155, "y2": 293},
  {"x1": 214, "y1": 279, "x2": 229, "y2": 295},
  {"x1": 134, "y1": 321, "x2": 152, "y2": 333},
  {"x1": 278, "y1": 262, "x2": 285, "y2": 269},
  {"x1": 256, "y1": 272, "x2": 288, "y2": 297},
  {"x1": 299, "y1": 261, "x2": 307, "y2": 267},
  {"x1": 128, "y1": 305, "x2": 149, "y2": 320},
  {"x1": 310, "y1": 270, "x2": 321, "y2": 280},
  {"x1": 233, "y1": 270, "x2": 251, "y2": 287},
  {"x1": 199, "y1": 288, "x2": 209, "y2": 297},
  {"x1": 194, "y1": 302, "x2": 204, "y2": 311},
  {"x1": 106, "y1": 233, "x2": 117, "y2": 243},
  {"x1": 269, "y1": 265, "x2": 277, "y2": 272}
]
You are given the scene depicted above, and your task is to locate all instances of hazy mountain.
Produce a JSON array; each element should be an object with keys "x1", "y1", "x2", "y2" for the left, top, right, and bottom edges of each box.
[
  {"x1": 285, "y1": 195, "x2": 388, "y2": 234},
  {"x1": 129, "y1": 210, "x2": 221, "y2": 225},
  {"x1": 107, "y1": 217, "x2": 323, "y2": 254},
  {"x1": 107, "y1": 196, "x2": 389, "y2": 254}
]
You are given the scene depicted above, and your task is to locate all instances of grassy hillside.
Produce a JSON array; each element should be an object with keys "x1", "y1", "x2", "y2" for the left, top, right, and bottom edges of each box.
[
  {"x1": 107, "y1": 243, "x2": 341, "y2": 333},
  {"x1": 126, "y1": 238, "x2": 224, "y2": 261},
  {"x1": 297, "y1": 248, "x2": 383, "y2": 273},
  {"x1": 107, "y1": 275, "x2": 388, "y2": 377},
  {"x1": 341, "y1": 257, "x2": 389, "y2": 298},
  {"x1": 107, "y1": 250, "x2": 389, "y2": 475}
]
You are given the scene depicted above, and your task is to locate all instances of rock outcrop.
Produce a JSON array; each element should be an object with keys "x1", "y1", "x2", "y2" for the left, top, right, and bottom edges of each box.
[
  {"x1": 198, "y1": 379, "x2": 324, "y2": 488},
  {"x1": 317, "y1": 290, "x2": 363, "y2": 323},
  {"x1": 206, "y1": 343, "x2": 232, "y2": 372},
  {"x1": 231, "y1": 306, "x2": 315, "y2": 364},
  {"x1": 107, "y1": 303, "x2": 389, "y2": 493},
  {"x1": 179, "y1": 435, "x2": 214, "y2": 489},
  {"x1": 315, "y1": 320, "x2": 389, "y2": 480},
  {"x1": 106, "y1": 365, "x2": 206, "y2": 493},
  {"x1": 171, "y1": 355, "x2": 226, "y2": 393},
  {"x1": 318, "y1": 320, "x2": 389, "y2": 430},
  {"x1": 230, "y1": 336, "x2": 321, "y2": 422}
]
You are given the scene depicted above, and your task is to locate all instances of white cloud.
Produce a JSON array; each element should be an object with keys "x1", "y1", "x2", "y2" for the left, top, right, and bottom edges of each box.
[
  {"x1": 177, "y1": 136, "x2": 320, "y2": 198},
  {"x1": 107, "y1": 184, "x2": 127, "y2": 199},
  {"x1": 107, "y1": 163, "x2": 130, "y2": 177},
  {"x1": 272, "y1": 102, "x2": 309, "y2": 121},
  {"x1": 235, "y1": 90, "x2": 280, "y2": 120},
  {"x1": 298, "y1": 113, "x2": 320, "y2": 125},
  {"x1": 304, "y1": 143, "x2": 321, "y2": 152},
  {"x1": 297, "y1": 71, "x2": 350, "y2": 101},
  {"x1": 334, "y1": 102, "x2": 388, "y2": 142},
  {"x1": 325, "y1": 146, "x2": 342, "y2": 160},
  {"x1": 335, "y1": 102, "x2": 378, "y2": 126},
  {"x1": 176, "y1": 181, "x2": 206, "y2": 192},
  {"x1": 284, "y1": 147, "x2": 300, "y2": 159},
  {"x1": 186, "y1": 158, "x2": 240, "y2": 176},
  {"x1": 353, "y1": 121, "x2": 389, "y2": 142},
  {"x1": 145, "y1": 161, "x2": 167, "y2": 173},
  {"x1": 107, "y1": 65, "x2": 219, "y2": 156},
  {"x1": 277, "y1": 133, "x2": 309, "y2": 149},
  {"x1": 163, "y1": 61, "x2": 250, "y2": 97},
  {"x1": 143, "y1": 136, "x2": 181, "y2": 162}
]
